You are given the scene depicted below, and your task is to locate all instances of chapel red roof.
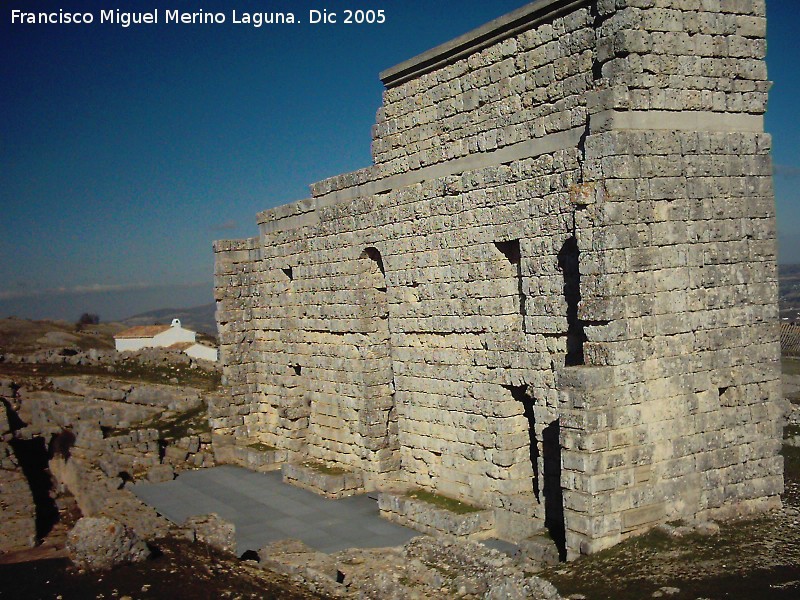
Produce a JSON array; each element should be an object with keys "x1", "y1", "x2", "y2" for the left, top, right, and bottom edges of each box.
[{"x1": 114, "y1": 324, "x2": 172, "y2": 339}]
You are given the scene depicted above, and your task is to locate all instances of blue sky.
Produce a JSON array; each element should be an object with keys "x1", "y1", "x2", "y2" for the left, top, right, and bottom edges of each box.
[{"x1": 1, "y1": 0, "x2": 798, "y2": 322}]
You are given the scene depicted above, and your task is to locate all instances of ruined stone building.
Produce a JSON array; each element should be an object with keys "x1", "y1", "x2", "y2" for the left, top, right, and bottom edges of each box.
[{"x1": 212, "y1": 0, "x2": 783, "y2": 558}]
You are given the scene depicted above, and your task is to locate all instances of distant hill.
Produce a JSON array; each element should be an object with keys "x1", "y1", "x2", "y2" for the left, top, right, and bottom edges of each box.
[
  {"x1": 121, "y1": 303, "x2": 217, "y2": 337},
  {"x1": 780, "y1": 264, "x2": 800, "y2": 322},
  {"x1": 0, "y1": 317, "x2": 124, "y2": 354}
]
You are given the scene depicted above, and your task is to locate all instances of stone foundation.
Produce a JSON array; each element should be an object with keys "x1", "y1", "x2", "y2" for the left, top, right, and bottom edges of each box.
[
  {"x1": 281, "y1": 462, "x2": 365, "y2": 499},
  {"x1": 378, "y1": 492, "x2": 495, "y2": 539},
  {"x1": 212, "y1": 434, "x2": 287, "y2": 473}
]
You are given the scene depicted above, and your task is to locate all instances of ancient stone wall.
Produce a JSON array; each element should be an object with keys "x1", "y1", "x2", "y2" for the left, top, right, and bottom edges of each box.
[{"x1": 214, "y1": 0, "x2": 781, "y2": 557}]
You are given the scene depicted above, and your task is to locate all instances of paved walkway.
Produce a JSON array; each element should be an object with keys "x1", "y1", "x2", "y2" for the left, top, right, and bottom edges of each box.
[{"x1": 131, "y1": 465, "x2": 417, "y2": 555}]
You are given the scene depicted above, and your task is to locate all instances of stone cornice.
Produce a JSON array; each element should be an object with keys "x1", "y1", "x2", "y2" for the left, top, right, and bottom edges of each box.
[{"x1": 379, "y1": 0, "x2": 591, "y2": 88}]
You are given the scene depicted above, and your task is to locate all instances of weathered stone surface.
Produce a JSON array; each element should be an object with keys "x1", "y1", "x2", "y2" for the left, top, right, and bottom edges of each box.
[
  {"x1": 259, "y1": 539, "x2": 340, "y2": 585},
  {"x1": 146, "y1": 463, "x2": 175, "y2": 483},
  {"x1": 21, "y1": 390, "x2": 159, "y2": 432},
  {"x1": 0, "y1": 460, "x2": 37, "y2": 551},
  {"x1": 257, "y1": 534, "x2": 563, "y2": 599},
  {"x1": 66, "y1": 516, "x2": 150, "y2": 570},
  {"x1": 0, "y1": 385, "x2": 37, "y2": 551},
  {"x1": 378, "y1": 492, "x2": 494, "y2": 538},
  {"x1": 518, "y1": 534, "x2": 560, "y2": 566},
  {"x1": 183, "y1": 513, "x2": 236, "y2": 554},
  {"x1": 126, "y1": 383, "x2": 202, "y2": 411},
  {"x1": 50, "y1": 376, "x2": 129, "y2": 401},
  {"x1": 282, "y1": 462, "x2": 364, "y2": 499},
  {"x1": 2, "y1": 345, "x2": 220, "y2": 374},
  {"x1": 212, "y1": 434, "x2": 287, "y2": 472},
  {"x1": 50, "y1": 455, "x2": 171, "y2": 541}
]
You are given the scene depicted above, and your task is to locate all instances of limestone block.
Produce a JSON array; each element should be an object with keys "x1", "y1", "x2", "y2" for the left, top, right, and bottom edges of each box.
[
  {"x1": 146, "y1": 464, "x2": 174, "y2": 483},
  {"x1": 378, "y1": 492, "x2": 494, "y2": 538},
  {"x1": 66, "y1": 517, "x2": 150, "y2": 571},
  {"x1": 183, "y1": 513, "x2": 236, "y2": 554},
  {"x1": 282, "y1": 462, "x2": 364, "y2": 499}
]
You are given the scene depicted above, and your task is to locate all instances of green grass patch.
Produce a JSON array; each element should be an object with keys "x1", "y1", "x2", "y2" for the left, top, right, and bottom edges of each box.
[
  {"x1": 246, "y1": 442, "x2": 277, "y2": 452},
  {"x1": 301, "y1": 460, "x2": 348, "y2": 475},
  {"x1": 406, "y1": 489, "x2": 481, "y2": 514}
]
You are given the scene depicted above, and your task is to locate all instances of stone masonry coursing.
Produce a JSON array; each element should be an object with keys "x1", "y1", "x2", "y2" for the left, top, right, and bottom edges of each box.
[{"x1": 213, "y1": 0, "x2": 781, "y2": 558}]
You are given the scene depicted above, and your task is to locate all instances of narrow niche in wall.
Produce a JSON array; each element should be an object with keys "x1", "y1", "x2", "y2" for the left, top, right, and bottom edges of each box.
[
  {"x1": 362, "y1": 247, "x2": 387, "y2": 293},
  {"x1": 494, "y1": 239, "x2": 527, "y2": 330},
  {"x1": 558, "y1": 236, "x2": 585, "y2": 366},
  {"x1": 718, "y1": 386, "x2": 738, "y2": 407},
  {"x1": 505, "y1": 384, "x2": 566, "y2": 560},
  {"x1": 542, "y1": 419, "x2": 566, "y2": 561},
  {"x1": 282, "y1": 266, "x2": 294, "y2": 281},
  {"x1": 357, "y1": 246, "x2": 398, "y2": 473},
  {"x1": 505, "y1": 384, "x2": 541, "y2": 499}
]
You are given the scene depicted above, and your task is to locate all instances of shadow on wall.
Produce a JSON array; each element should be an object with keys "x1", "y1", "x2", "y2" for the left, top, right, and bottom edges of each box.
[
  {"x1": 505, "y1": 385, "x2": 567, "y2": 560},
  {"x1": 9, "y1": 436, "x2": 59, "y2": 541},
  {"x1": 542, "y1": 419, "x2": 566, "y2": 561},
  {"x1": 3, "y1": 397, "x2": 61, "y2": 542},
  {"x1": 559, "y1": 236, "x2": 585, "y2": 367}
]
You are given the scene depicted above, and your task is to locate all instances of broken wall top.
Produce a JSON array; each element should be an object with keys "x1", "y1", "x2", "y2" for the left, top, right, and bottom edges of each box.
[{"x1": 213, "y1": 0, "x2": 769, "y2": 246}]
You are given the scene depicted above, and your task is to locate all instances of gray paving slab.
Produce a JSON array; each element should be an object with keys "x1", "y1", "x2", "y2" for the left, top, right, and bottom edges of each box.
[
  {"x1": 132, "y1": 465, "x2": 417, "y2": 555},
  {"x1": 482, "y1": 538, "x2": 520, "y2": 557}
]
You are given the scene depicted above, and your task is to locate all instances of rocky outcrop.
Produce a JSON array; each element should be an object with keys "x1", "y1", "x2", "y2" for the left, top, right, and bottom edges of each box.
[
  {"x1": 1, "y1": 373, "x2": 211, "y2": 547},
  {"x1": 183, "y1": 513, "x2": 236, "y2": 554},
  {"x1": 1, "y1": 345, "x2": 219, "y2": 373},
  {"x1": 66, "y1": 516, "x2": 150, "y2": 571},
  {"x1": 49, "y1": 450, "x2": 171, "y2": 541},
  {"x1": 50, "y1": 376, "x2": 203, "y2": 412},
  {"x1": 49, "y1": 376, "x2": 128, "y2": 401},
  {"x1": 17, "y1": 376, "x2": 214, "y2": 481},
  {"x1": 258, "y1": 535, "x2": 562, "y2": 600},
  {"x1": 0, "y1": 456, "x2": 37, "y2": 551},
  {"x1": 21, "y1": 390, "x2": 160, "y2": 434}
]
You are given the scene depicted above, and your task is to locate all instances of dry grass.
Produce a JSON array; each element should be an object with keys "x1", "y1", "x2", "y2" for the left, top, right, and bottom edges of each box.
[{"x1": 406, "y1": 489, "x2": 481, "y2": 514}]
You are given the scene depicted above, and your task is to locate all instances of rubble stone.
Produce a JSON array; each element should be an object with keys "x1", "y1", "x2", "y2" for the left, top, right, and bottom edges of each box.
[
  {"x1": 0, "y1": 384, "x2": 37, "y2": 551},
  {"x1": 183, "y1": 513, "x2": 236, "y2": 554},
  {"x1": 146, "y1": 464, "x2": 175, "y2": 483},
  {"x1": 66, "y1": 516, "x2": 150, "y2": 570}
]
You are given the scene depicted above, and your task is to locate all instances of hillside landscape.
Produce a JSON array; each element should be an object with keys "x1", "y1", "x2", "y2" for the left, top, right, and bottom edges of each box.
[
  {"x1": 0, "y1": 290, "x2": 799, "y2": 598},
  {"x1": 120, "y1": 303, "x2": 217, "y2": 337},
  {"x1": 780, "y1": 264, "x2": 800, "y2": 322}
]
